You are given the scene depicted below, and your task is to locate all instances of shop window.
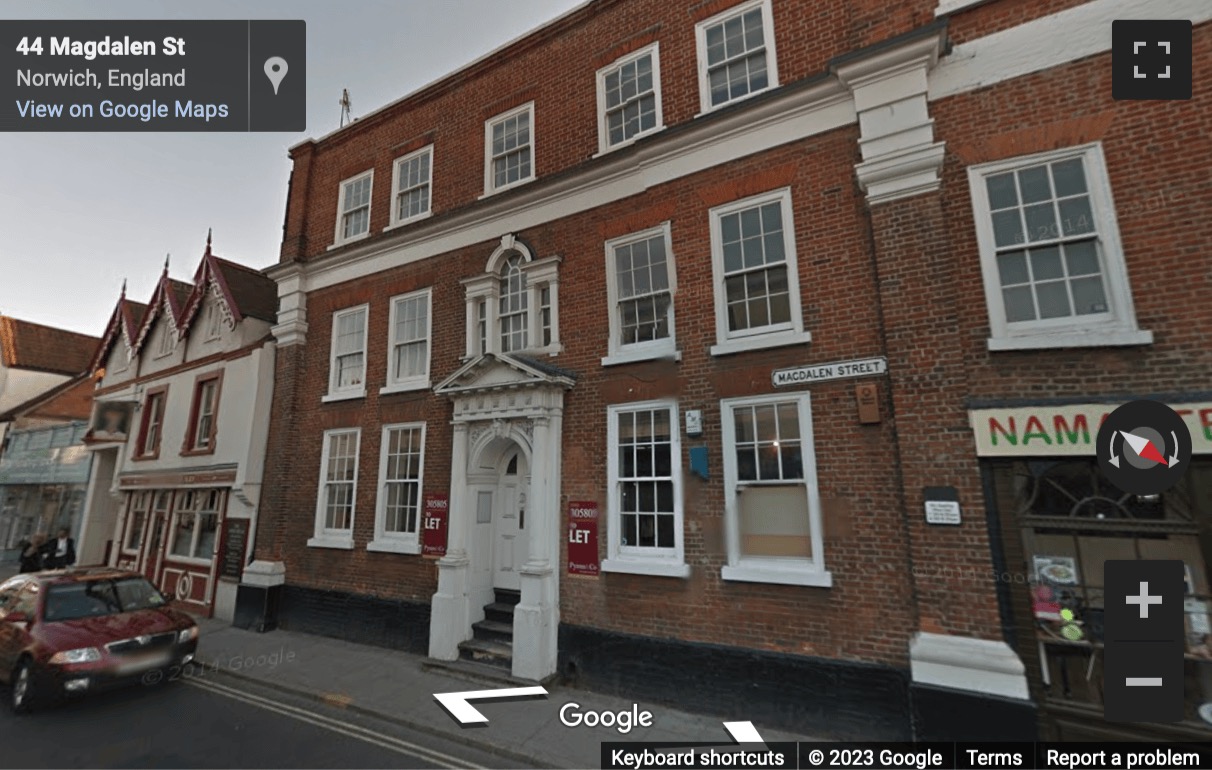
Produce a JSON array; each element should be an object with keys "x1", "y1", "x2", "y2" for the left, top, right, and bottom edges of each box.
[
  {"x1": 169, "y1": 489, "x2": 221, "y2": 561},
  {"x1": 124, "y1": 491, "x2": 151, "y2": 552},
  {"x1": 992, "y1": 458, "x2": 1212, "y2": 727}
]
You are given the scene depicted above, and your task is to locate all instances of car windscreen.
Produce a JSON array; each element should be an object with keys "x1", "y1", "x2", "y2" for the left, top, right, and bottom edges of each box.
[
  {"x1": 113, "y1": 577, "x2": 168, "y2": 612},
  {"x1": 43, "y1": 578, "x2": 167, "y2": 622}
]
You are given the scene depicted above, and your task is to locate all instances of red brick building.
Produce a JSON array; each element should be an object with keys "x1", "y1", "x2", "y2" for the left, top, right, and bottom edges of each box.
[{"x1": 243, "y1": 0, "x2": 1212, "y2": 740}]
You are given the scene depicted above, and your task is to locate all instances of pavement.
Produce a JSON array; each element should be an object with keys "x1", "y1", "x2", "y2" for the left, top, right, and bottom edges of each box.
[{"x1": 193, "y1": 618, "x2": 818, "y2": 769}]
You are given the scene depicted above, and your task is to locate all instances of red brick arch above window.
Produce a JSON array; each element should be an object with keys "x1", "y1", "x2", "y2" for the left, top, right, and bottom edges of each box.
[
  {"x1": 696, "y1": 161, "x2": 800, "y2": 208},
  {"x1": 950, "y1": 110, "x2": 1117, "y2": 166}
]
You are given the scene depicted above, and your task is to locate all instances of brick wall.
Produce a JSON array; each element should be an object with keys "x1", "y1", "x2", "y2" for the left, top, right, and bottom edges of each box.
[
  {"x1": 278, "y1": 0, "x2": 942, "y2": 264},
  {"x1": 258, "y1": 0, "x2": 1212, "y2": 682},
  {"x1": 931, "y1": 26, "x2": 1212, "y2": 400},
  {"x1": 262, "y1": 120, "x2": 929, "y2": 669}
]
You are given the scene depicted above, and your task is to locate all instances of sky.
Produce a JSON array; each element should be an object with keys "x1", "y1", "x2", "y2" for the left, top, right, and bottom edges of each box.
[{"x1": 0, "y1": 0, "x2": 586, "y2": 336}]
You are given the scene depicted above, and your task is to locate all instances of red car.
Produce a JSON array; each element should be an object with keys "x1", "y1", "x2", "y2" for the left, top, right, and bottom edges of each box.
[{"x1": 0, "y1": 568, "x2": 199, "y2": 713}]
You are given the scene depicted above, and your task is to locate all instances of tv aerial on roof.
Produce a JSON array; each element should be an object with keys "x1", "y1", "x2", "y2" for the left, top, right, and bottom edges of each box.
[{"x1": 339, "y1": 88, "x2": 353, "y2": 128}]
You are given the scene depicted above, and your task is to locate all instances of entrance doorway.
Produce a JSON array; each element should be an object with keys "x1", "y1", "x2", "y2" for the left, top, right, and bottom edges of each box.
[
  {"x1": 141, "y1": 491, "x2": 172, "y2": 584},
  {"x1": 492, "y1": 451, "x2": 528, "y2": 591}
]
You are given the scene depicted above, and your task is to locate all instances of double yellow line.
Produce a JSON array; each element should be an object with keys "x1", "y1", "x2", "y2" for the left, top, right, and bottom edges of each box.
[{"x1": 186, "y1": 677, "x2": 487, "y2": 770}]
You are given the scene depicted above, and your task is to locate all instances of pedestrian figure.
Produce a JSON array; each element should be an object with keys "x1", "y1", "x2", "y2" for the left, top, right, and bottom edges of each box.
[
  {"x1": 18, "y1": 533, "x2": 47, "y2": 573},
  {"x1": 42, "y1": 527, "x2": 76, "y2": 569}
]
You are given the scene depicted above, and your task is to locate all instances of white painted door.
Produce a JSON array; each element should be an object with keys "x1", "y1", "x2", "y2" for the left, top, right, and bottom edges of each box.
[{"x1": 492, "y1": 453, "x2": 528, "y2": 591}]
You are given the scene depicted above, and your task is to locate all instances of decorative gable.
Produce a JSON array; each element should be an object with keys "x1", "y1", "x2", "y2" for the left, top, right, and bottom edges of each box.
[{"x1": 435, "y1": 352, "x2": 576, "y2": 396}]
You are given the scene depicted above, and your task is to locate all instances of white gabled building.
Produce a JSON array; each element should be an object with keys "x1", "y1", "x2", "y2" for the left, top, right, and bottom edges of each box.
[{"x1": 79, "y1": 237, "x2": 278, "y2": 620}]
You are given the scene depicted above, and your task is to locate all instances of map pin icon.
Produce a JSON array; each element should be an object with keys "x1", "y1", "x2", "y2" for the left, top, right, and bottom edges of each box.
[{"x1": 264, "y1": 56, "x2": 288, "y2": 95}]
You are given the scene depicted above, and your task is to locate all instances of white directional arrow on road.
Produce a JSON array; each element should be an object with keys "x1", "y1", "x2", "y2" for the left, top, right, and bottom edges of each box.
[
  {"x1": 434, "y1": 686, "x2": 549, "y2": 725},
  {"x1": 722, "y1": 721, "x2": 766, "y2": 744}
]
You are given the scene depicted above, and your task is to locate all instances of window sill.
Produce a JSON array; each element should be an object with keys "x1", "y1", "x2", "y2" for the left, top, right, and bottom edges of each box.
[
  {"x1": 380, "y1": 381, "x2": 431, "y2": 396},
  {"x1": 479, "y1": 175, "x2": 536, "y2": 200},
  {"x1": 694, "y1": 84, "x2": 778, "y2": 119},
  {"x1": 321, "y1": 389, "x2": 366, "y2": 404},
  {"x1": 602, "y1": 347, "x2": 681, "y2": 367},
  {"x1": 367, "y1": 538, "x2": 422, "y2": 555},
  {"x1": 307, "y1": 535, "x2": 354, "y2": 550},
  {"x1": 710, "y1": 329, "x2": 812, "y2": 357},
  {"x1": 130, "y1": 451, "x2": 161, "y2": 462},
  {"x1": 383, "y1": 211, "x2": 433, "y2": 232},
  {"x1": 601, "y1": 558, "x2": 691, "y2": 578},
  {"x1": 722, "y1": 564, "x2": 833, "y2": 587},
  {"x1": 328, "y1": 233, "x2": 370, "y2": 251},
  {"x1": 987, "y1": 328, "x2": 1153, "y2": 352},
  {"x1": 180, "y1": 445, "x2": 217, "y2": 458},
  {"x1": 934, "y1": 0, "x2": 995, "y2": 15},
  {"x1": 164, "y1": 553, "x2": 214, "y2": 567},
  {"x1": 512, "y1": 343, "x2": 563, "y2": 358},
  {"x1": 593, "y1": 125, "x2": 667, "y2": 158}
]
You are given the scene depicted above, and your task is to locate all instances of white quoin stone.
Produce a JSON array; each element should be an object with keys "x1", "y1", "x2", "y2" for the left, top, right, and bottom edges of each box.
[{"x1": 833, "y1": 29, "x2": 947, "y2": 205}]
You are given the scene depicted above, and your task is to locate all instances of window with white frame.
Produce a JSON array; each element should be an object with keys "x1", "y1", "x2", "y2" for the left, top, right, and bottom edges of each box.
[
  {"x1": 604, "y1": 224, "x2": 677, "y2": 365},
  {"x1": 335, "y1": 171, "x2": 373, "y2": 244},
  {"x1": 968, "y1": 144, "x2": 1151, "y2": 351},
  {"x1": 138, "y1": 389, "x2": 167, "y2": 457},
  {"x1": 695, "y1": 0, "x2": 778, "y2": 113},
  {"x1": 384, "y1": 289, "x2": 431, "y2": 392},
  {"x1": 326, "y1": 305, "x2": 368, "y2": 400},
  {"x1": 390, "y1": 146, "x2": 432, "y2": 226},
  {"x1": 463, "y1": 236, "x2": 560, "y2": 358},
  {"x1": 369, "y1": 423, "x2": 425, "y2": 554},
  {"x1": 310, "y1": 428, "x2": 360, "y2": 549},
  {"x1": 485, "y1": 103, "x2": 534, "y2": 194},
  {"x1": 170, "y1": 488, "x2": 222, "y2": 561},
  {"x1": 188, "y1": 375, "x2": 220, "y2": 451},
  {"x1": 597, "y1": 44, "x2": 663, "y2": 152},
  {"x1": 601, "y1": 401, "x2": 688, "y2": 578},
  {"x1": 720, "y1": 392, "x2": 829, "y2": 587},
  {"x1": 709, "y1": 188, "x2": 808, "y2": 355},
  {"x1": 155, "y1": 323, "x2": 175, "y2": 357},
  {"x1": 499, "y1": 253, "x2": 529, "y2": 353},
  {"x1": 203, "y1": 301, "x2": 223, "y2": 340}
]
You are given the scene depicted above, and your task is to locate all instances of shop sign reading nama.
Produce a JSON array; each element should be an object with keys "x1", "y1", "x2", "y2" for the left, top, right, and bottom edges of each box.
[{"x1": 970, "y1": 402, "x2": 1212, "y2": 457}]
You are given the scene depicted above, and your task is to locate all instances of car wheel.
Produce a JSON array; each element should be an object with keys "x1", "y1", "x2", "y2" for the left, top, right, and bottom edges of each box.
[{"x1": 10, "y1": 659, "x2": 37, "y2": 714}]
